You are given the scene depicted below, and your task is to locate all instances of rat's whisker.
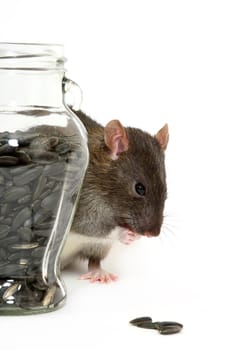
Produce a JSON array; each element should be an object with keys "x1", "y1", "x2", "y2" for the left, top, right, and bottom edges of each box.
[
  {"x1": 159, "y1": 228, "x2": 172, "y2": 244},
  {"x1": 163, "y1": 214, "x2": 180, "y2": 231},
  {"x1": 165, "y1": 221, "x2": 179, "y2": 229},
  {"x1": 163, "y1": 220, "x2": 179, "y2": 229},
  {"x1": 163, "y1": 214, "x2": 180, "y2": 224},
  {"x1": 163, "y1": 222, "x2": 177, "y2": 233},
  {"x1": 158, "y1": 232, "x2": 166, "y2": 245},
  {"x1": 161, "y1": 224, "x2": 177, "y2": 241}
]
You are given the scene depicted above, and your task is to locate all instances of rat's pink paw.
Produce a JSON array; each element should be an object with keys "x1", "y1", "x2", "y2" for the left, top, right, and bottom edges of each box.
[
  {"x1": 80, "y1": 269, "x2": 118, "y2": 283},
  {"x1": 119, "y1": 229, "x2": 141, "y2": 245}
]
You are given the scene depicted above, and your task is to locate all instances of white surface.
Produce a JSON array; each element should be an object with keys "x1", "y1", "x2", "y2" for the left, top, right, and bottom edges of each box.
[{"x1": 1, "y1": 1, "x2": 233, "y2": 349}]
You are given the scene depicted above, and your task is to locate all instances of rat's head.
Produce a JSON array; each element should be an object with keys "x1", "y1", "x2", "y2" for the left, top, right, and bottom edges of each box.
[{"x1": 93, "y1": 119, "x2": 169, "y2": 238}]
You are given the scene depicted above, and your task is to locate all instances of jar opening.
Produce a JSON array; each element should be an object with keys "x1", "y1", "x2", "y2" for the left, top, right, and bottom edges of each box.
[{"x1": 0, "y1": 42, "x2": 66, "y2": 71}]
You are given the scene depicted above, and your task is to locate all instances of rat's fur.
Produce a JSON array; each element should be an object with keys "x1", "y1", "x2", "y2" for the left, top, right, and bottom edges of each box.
[{"x1": 61, "y1": 111, "x2": 168, "y2": 276}]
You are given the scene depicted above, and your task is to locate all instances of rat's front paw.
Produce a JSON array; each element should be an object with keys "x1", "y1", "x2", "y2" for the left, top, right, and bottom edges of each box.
[
  {"x1": 80, "y1": 269, "x2": 118, "y2": 283},
  {"x1": 118, "y1": 229, "x2": 141, "y2": 245}
]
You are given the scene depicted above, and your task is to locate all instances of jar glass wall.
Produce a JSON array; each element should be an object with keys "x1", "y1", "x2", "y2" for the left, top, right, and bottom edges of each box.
[{"x1": 0, "y1": 43, "x2": 89, "y2": 315}]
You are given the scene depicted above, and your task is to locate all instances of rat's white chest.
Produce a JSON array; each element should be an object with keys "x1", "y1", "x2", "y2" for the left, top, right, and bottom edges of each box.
[{"x1": 60, "y1": 226, "x2": 122, "y2": 267}]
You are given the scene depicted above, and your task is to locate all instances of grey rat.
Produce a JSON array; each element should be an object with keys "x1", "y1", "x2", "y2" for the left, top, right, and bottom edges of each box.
[{"x1": 61, "y1": 110, "x2": 169, "y2": 283}]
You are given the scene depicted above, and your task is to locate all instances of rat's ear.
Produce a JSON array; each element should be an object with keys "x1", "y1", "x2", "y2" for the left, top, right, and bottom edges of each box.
[
  {"x1": 104, "y1": 120, "x2": 129, "y2": 160},
  {"x1": 155, "y1": 124, "x2": 169, "y2": 151}
]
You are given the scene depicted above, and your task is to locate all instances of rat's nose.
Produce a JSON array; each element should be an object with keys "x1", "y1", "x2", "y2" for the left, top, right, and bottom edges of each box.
[
  {"x1": 144, "y1": 230, "x2": 161, "y2": 237},
  {"x1": 144, "y1": 232, "x2": 154, "y2": 238}
]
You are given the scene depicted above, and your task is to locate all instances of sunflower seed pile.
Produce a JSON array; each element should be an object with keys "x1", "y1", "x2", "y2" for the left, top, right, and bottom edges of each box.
[
  {"x1": 130, "y1": 316, "x2": 183, "y2": 335},
  {"x1": 0, "y1": 129, "x2": 85, "y2": 310}
]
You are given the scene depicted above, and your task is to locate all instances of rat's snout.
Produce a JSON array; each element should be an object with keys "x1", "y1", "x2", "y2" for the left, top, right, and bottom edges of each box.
[
  {"x1": 142, "y1": 212, "x2": 164, "y2": 237},
  {"x1": 144, "y1": 230, "x2": 160, "y2": 238},
  {"x1": 144, "y1": 232, "x2": 154, "y2": 238}
]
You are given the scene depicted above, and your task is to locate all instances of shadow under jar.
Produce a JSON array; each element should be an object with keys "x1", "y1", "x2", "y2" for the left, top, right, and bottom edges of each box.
[{"x1": 0, "y1": 42, "x2": 89, "y2": 315}]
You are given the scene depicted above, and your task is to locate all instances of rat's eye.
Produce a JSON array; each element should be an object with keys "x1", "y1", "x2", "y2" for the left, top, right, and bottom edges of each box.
[{"x1": 135, "y1": 183, "x2": 146, "y2": 196}]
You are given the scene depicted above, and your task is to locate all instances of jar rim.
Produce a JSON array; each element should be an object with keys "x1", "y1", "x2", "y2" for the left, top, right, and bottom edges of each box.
[{"x1": 0, "y1": 42, "x2": 65, "y2": 71}]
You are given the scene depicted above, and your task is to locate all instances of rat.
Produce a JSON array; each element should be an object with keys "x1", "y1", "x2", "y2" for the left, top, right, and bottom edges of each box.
[{"x1": 60, "y1": 110, "x2": 169, "y2": 283}]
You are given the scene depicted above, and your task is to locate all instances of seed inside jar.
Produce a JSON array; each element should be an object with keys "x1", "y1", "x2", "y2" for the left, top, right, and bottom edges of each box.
[{"x1": 0, "y1": 130, "x2": 83, "y2": 309}]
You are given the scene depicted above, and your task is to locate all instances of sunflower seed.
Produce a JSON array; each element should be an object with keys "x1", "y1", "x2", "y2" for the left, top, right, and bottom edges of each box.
[
  {"x1": 0, "y1": 248, "x2": 7, "y2": 260},
  {"x1": 44, "y1": 162, "x2": 65, "y2": 176},
  {"x1": 33, "y1": 208, "x2": 53, "y2": 225},
  {"x1": 4, "y1": 186, "x2": 30, "y2": 202},
  {"x1": 41, "y1": 190, "x2": 60, "y2": 210},
  {"x1": 11, "y1": 242, "x2": 39, "y2": 250},
  {"x1": 46, "y1": 180, "x2": 56, "y2": 188},
  {"x1": 17, "y1": 227, "x2": 33, "y2": 242},
  {"x1": 42, "y1": 285, "x2": 56, "y2": 306},
  {"x1": 129, "y1": 318, "x2": 183, "y2": 335},
  {"x1": 0, "y1": 236, "x2": 18, "y2": 247},
  {"x1": 48, "y1": 137, "x2": 59, "y2": 148},
  {"x1": 34, "y1": 221, "x2": 53, "y2": 230},
  {"x1": 0, "y1": 156, "x2": 18, "y2": 165},
  {"x1": 33, "y1": 175, "x2": 47, "y2": 200},
  {"x1": 16, "y1": 150, "x2": 31, "y2": 164},
  {"x1": 55, "y1": 143, "x2": 71, "y2": 155},
  {"x1": 0, "y1": 185, "x2": 4, "y2": 196},
  {"x1": 0, "y1": 264, "x2": 26, "y2": 276},
  {"x1": 0, "y1": 144, "x2": 15, "y2": 156},
  {"x1": 130, "y1": 317, "x2": 153, "y2": 325},
  {"x1": 28, "y1": 150, "x2": 59, "y2": 164},
  {"x1": 13, "y1": 166, "x2": 43, "y2": 186},
  {"x1": 2, "y1": 282, "x2": 21, "y2": 301},
  {"x1": 1, "y1": 218, "x2": 12, "y2": 225},
  {"x1": 0, "y1": 224, "x2": 10, "y2": 238},
  {"x1": 8, "y1": 249, "x2": 32, "y2": 260},
  {"x1": 136, "y1": 321, "x2": 157, "y2": 329},
  {"x1": 0, "y1": 131, "x2": 83, "y2": 309},
  {"x1": 0, "y1": 175, "x2": 4, "y2": 184},
  {"x1": 12, "y1": 207, "x2": 31, "y2": 230},
  {"x1": 31, "y1": 247, "x2": 45, "y2": 258},
  {"x1": 0, "y1": 168, "x2": 12, "y2": 179},
  {"x1": 158, "y1": 322, "x2": 183, "y2": 335},
  {"x1": 39, "y1": 188, "x2": 53, "y2": 200},
  {"x1": 10, "y1": 164, "x2": 35, "y2": 175},
  {"x1": 34, "y1": 229, "x2": 51, "y2": 237},
  {"x1": 23, "y1": 218, "x2": 32, "y2": 227},
  {"x1": 18, "y1": 194, "x2": 32, "y2": 204},
  {"x1": 16, "y1": 133, "x2": 40, "y2": 146},
  {"x1": 18, "y1": 259, "x2": 29, "y2": 265}
]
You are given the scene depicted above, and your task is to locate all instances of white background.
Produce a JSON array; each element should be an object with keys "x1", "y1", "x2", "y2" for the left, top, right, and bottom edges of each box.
[{"x1": 1, "y1": 0, "x2": 233, "y2": 349}]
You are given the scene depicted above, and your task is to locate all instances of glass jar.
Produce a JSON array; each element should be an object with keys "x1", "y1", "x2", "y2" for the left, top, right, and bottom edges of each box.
[{"x1": 0, "y1": 43, "x2": 89, "y2": 315}]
